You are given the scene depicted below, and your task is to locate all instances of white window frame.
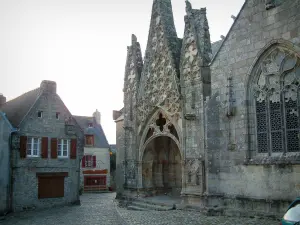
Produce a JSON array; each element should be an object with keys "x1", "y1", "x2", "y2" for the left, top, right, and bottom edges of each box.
[
  {"x1": 85, "y1": 155, "x2": 93, "y2": 168},
  {"x1": 57, "y1": 139, "x2": 70, "y2": 158},
  {"x1": 27, "y1": 137, "x2": 41, "y2": 157}
]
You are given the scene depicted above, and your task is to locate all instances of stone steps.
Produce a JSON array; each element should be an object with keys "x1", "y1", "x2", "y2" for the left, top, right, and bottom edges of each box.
[
  {"x1": 83, "y1": 190, "x2": 110, "y2": 194},
  {"x1": 127, "y1": 205, "x2": 148, "y2": 211},
  {"x1": 127, "y1": 199, "x2": 175, "y2": 211}
]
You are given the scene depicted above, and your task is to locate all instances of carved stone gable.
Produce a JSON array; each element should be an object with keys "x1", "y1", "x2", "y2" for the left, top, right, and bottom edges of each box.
[{"x1": 137, "y1": 6, "x2": 181, "y2": 124}]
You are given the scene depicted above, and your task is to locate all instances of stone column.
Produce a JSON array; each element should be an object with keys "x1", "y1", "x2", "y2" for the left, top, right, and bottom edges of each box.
[
  {"x1": 168, "y1": 162, "x2": 175, "y2": 187},
  {"x1": 137, "y1": 160, "x2": 143, "y2": 189},
  {"x1": 155, "y1": 162, "x2": 164, "y2": 187},
  {"x1": 175, "y1": 160, "x2": 182, "y2": 188}
]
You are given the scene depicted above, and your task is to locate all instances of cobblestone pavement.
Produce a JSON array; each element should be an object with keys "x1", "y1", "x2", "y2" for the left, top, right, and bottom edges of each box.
[
  {"x1": 0, "y1": 193, "x2": 279, "y2": 225},
  {"x1": 0, "y1": 193, "x2": 126, "y2": 225},
  {"x1": 117, "y1": 207, "x2": 279, "y2": 225}
]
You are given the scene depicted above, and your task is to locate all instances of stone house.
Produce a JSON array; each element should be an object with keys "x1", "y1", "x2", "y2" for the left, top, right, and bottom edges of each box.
[
  {"x1": 74, "y1": 110, "x2": 111, "y2": 192},
  {"x1": 0, "y1": 95, "x2": 17, "y2": 215},
  {"x1": 114, "y1": 0, "x2": 300, "y2": 218},
  {"x1": 0, "y1": 80, "x2": 84, "y2": 212}
]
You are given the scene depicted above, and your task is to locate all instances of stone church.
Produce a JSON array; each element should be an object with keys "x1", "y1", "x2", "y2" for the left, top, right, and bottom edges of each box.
[{"x1": 113, "y1": 0, "x2": 300, "y2": 217}]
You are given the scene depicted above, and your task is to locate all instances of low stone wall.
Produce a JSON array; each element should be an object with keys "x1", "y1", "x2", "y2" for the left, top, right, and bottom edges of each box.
[{"x1": 183, "y1": 194, "x2": 291, "y2": 220}]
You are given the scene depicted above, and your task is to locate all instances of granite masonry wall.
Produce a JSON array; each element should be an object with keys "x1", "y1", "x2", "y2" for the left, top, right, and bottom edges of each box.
[
  {"x1": 116, "y1": 0, "x2": 300, "y2": 218},
  {"x1": 10, "y1": 83, "x2": 84, "y2": 212},
  {"x1": 0, "y1": 114, "x2": 12, "y2": 215},
  {"x1": 115, "y1": 118, "x2": 125, "y2": 198},
  {"x1": 206, "y1": 0, "x2": 300, "y2": 217}
]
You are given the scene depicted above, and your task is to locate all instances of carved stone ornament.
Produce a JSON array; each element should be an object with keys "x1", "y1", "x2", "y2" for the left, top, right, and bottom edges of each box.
[
  {"x1": 254, "y1": 48, "x2": 299, "y2": 103},
  {"x1": 184, "y1": 113, "x2": 196, "y2": 120},
  {"x1": 137, "y1": 14, "x2": 181, "y2": 125},
  {"x1": 265, "y1": 0, "x2": 276, "y2": 10},
  {"x1": 185, "y1": 158, "x2": 201, "y2": 174},
  {"x1": 148, "y1": 113, "x2": 175, "y2": 136}
]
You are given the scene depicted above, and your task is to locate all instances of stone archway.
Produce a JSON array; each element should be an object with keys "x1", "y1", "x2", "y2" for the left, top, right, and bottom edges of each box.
[{"x1": 142, "y1": 136, "x2": 182, "y2": 196}]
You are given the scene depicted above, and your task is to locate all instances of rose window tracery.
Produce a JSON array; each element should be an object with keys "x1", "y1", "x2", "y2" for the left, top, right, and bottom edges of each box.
[{"x1": 253, "y1": 47, "x2": 300, "y2": 153}]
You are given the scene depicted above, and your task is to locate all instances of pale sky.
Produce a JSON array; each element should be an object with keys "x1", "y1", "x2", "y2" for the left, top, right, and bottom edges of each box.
[{"x1": 0, "y1": 0, "x2": 243, "y2": 144}]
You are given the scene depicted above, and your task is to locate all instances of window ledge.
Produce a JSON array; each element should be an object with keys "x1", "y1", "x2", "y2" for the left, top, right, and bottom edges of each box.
[
  {"x1": 26, "y1": 156, "x2": 40, "y2": 158},
  {"x1": 244, "y1": 153, "x2": 300, "y2": 165},
  {"x1": 58, "y1": 157, "x2": 69, "y2": 160}
]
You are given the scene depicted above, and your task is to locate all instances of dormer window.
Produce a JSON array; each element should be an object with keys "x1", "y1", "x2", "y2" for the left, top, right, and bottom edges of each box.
[
  {"x1": 38, "y1": 111, "x2": 43, "y2": 118},
  {"x1": 85, "y1": 135, "x2": 94, "y2": 146}
]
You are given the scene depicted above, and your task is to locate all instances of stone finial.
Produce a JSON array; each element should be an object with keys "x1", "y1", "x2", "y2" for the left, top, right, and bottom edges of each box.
[
  {"x1": 93, "y1": 109, "x2": 101, "y2": 124},
  {"x1": 185, "y1": 0, "x2": 192, "y2": 15},
  {"x1": 221, "y1": 35, "x2": 225, "y2": 40},
  {"x1": 131, "y1": 34, "x2": 137, "y2": 45},
  {"x1": 200, "y1": 7, "x2": 206, "y2": 14},
  {"x1": 231, "y1": 15, "x2": 236, "y2": 20},
  {"x1": 40, "y1": 80, "x2": 57, "y2": 94},
  {"x1": 0, "y1": 93, "x2": 6, "y2": 107}
]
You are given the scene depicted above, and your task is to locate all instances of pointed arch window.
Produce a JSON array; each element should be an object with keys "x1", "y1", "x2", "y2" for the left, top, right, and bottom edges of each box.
[{"x1": 252, "y1": 47, "x2": 300, "y2": 154}]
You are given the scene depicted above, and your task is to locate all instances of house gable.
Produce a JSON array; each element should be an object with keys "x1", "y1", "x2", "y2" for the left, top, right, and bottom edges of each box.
[{"x1": 19, "y1": 81, "x2": 81, "y2": 139}]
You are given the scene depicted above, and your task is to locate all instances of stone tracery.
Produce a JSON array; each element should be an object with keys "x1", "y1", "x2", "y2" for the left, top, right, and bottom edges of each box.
[
  {"x1": 252, "y1": 47, "x2": 300, "y2": 153},
  {"x1": 137, "y1": 14, "x2": 181, "y2": 125}
]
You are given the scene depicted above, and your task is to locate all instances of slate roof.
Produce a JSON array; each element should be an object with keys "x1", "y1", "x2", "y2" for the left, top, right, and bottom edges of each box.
[
  {"x1": 0, "y1": 88, "x2": 41, "y2": 127},
  {"x1": 73, "y1": 115, "x2": 110, "y2": 149}
]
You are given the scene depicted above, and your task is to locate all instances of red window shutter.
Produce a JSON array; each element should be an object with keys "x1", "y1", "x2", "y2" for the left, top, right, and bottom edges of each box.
[
  {"x1": 20, "y1": 136, "x2": 27, "y2": 159},
  {"x1": 41, "y1": 137, "x2": 48, "y2": 158},
  {"x1": 70, "y1": 139, "x2": 77, "y2": 159},
  {"x1": 93, "y1": 156, "x2": 96, "y2": 168},
  {"x1": 82, "y1": 156, "x2": 86, "y2": 168},
  {"x1": 51, "y1": 138, "x2": 58, "y2": 159}
]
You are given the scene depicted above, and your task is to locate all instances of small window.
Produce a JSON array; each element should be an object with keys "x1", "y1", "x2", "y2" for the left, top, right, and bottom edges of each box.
[
  {"x1": 57, "y1": 139, "x2": 69, "y2": 158},
  {"x1": 38, "y1": 111, "x2": 43, "y2": 118},
  {"x1": 85, "y1": 155, "x2": 93, "y2": 167},
  {"x1": 27, "y1": 137, "x2": 41, "y2": 157},
  {"x1": 88, "y1": 122, "x2": 93, "y2": 127},
  {"x1": 56, "y1": 112, "x2": 60, "y2": 120},
  {"x1": 85, "y1": 135, "x2": 94, "y2": 146}
]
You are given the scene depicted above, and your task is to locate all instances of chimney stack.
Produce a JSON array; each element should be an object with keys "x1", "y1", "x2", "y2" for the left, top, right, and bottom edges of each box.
[
  {"x1": 0, "y1": 94, "x2": 6, "y2": 107},
  {"x1": 93, "y1": 109, "x2": 101, "y2": 124},
  {"x1": 40, "y1": 80, "x2": 57, "y2": 94}
]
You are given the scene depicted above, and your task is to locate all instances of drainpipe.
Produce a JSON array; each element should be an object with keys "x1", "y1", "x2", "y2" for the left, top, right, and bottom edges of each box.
[
  {"x1": 76, "y1": 136, "x2": 82, "y2": 205},
  {"x1": 8, "y1": 128, "x2": 18, "y2": 214},
  {"x1": 0, "y1": 111, "x2": 18, "y2": 215}
]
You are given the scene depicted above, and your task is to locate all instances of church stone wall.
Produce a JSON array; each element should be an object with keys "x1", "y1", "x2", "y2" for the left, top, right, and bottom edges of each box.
[
  {"x1": 208, "y1": 0, "x2": 300, "y2": 216},
  {"x1": 115, "y1": 119, "x2": 125, "y2": 198},
  {"x1": 0, "y1": 114, "x2": 12, "y2": 215},
  {"x1": 116, "y1": 0, "x2": 300, "y2": 218}
]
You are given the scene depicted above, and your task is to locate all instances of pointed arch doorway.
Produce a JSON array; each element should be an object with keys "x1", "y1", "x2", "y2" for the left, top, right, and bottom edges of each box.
[{"x1": 142, "y1": 135, "x2": 182, "y2": 196}]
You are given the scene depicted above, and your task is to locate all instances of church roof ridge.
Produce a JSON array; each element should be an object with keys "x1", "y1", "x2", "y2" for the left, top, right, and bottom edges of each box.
[{"x1": 209, "y1": 0, "x2": 248, "y2": 64}]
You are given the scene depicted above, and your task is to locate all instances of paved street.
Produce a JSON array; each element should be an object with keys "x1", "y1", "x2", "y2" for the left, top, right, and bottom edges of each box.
[
  {"x1": 1, "y1": 193, "x2": 278, "y2": 225},
  {"x1": 0, "y1": 193, "x2": 126, "y2": 225}
]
